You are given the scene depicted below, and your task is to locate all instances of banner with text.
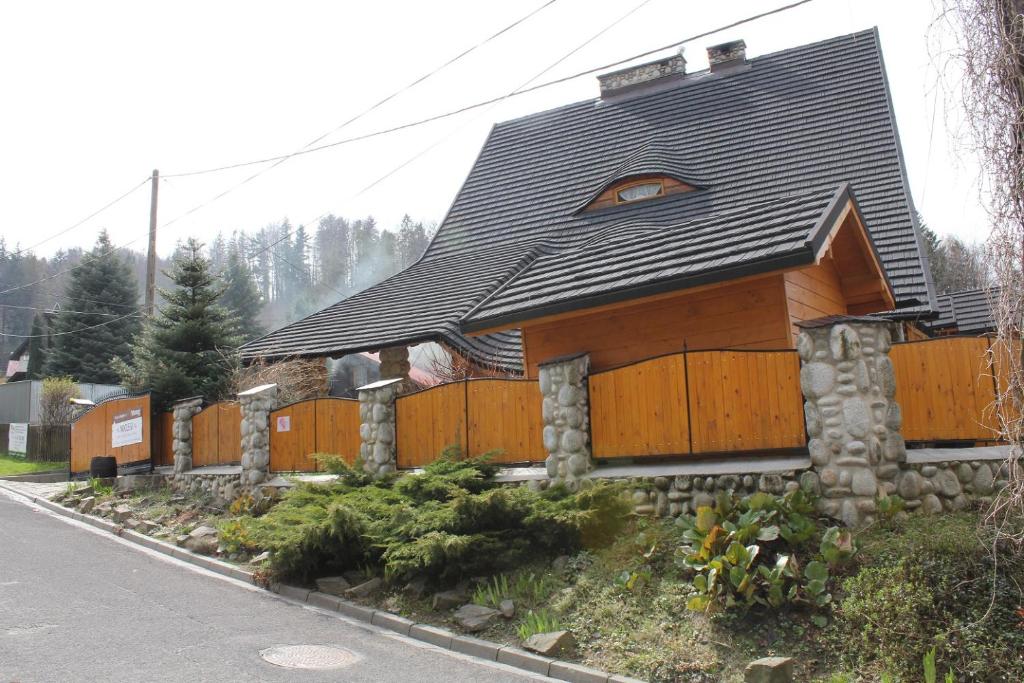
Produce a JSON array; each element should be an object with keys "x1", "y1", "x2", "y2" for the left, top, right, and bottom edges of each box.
[
  {"x1": 111, "y1": 409, "x2": 144, "y2": 448},
  {"x1": 8, "y1": 423, "x2": 27, "y2": 458}
]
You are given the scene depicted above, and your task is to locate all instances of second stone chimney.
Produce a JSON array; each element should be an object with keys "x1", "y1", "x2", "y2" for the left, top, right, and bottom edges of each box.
[
  {"x1": 707, "y1": 39, "x2": 747, "y2": 73},
  {"x1": 598, "y1": 50, "x2": 687, "y2": 98}
]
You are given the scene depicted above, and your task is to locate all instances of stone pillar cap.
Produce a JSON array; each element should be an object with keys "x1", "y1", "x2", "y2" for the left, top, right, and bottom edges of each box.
[
  {"x1": 238, "y1": 383, "x2": 278, "y2": 397},
  {"x1": 172, "y1": 395, "x2": 204, "y2": 407},
  {"x1": 795, "y1": 315, "x2": 894, "y2": 329},
  {"x1": 537, "y1": 351, "x2": 589, "y2": 368},
  {"x1": 357, "y1": 377, "x2": 404, "y2": 391}
]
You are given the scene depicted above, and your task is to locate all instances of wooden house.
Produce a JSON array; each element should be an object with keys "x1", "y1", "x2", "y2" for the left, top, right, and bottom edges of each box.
[{"x1": 242, "y1": 30, "x2": 937, "y2": 378}]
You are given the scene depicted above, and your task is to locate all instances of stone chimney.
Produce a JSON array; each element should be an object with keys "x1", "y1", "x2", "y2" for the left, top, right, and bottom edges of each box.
[
  {"x1": 598, "y1": 50, "x2": 687, "y2": 98},
  {"x1": 707, "y1": 39, "x2": 747, "y2": 73}
]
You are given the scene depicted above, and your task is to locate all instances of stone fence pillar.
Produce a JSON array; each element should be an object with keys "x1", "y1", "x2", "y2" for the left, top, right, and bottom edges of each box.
[
  {"x1": 539, "y1": 353, "x2": 593, "y2": 491},
  {"x1": 358, "y1": 378, "x2": 402, "y2": 478},
  {"x1": 238, "y1": 383, "x2": 278, "y2": 487},
  {"x1": 172, "y1": 397, "x2": 204, "y2": 473},
  {"x1": 796, "y1": 316, "x2": 904, "y2": 526}
]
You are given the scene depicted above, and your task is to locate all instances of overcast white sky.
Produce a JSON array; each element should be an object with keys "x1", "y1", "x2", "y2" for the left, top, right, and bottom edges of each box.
[{"x1": 0, "y1": 0, "x2": 984, "y2": 260}]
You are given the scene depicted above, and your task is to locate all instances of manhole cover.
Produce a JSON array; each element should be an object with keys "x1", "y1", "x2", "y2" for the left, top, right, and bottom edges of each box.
[{"x1": 259, "y1": 644, "x2": 358, "y2": 669}]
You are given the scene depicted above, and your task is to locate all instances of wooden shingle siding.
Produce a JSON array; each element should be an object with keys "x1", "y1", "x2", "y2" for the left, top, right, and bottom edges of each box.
[
  {"x1": 890, "y1": 337, "x2": 1000, "y2": 442},
  {"x1": 521, "y1": 275, "x2": 792, "y2": 377}
]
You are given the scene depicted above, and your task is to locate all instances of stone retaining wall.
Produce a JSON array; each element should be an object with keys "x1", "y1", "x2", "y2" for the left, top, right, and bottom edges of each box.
[
  {"x1": 169, "y1": 471, "x2": 242, "y2": 504},
  {"x1": 898, "y1": 459, "x2": 1010, "y2": 513},
  {"x1": 622, "y1": 470, "x2": 807, "y2": 516}
]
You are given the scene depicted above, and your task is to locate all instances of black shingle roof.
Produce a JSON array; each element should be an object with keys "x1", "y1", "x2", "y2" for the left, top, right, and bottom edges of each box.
[
  {"x1": 929, "y1": 287, "x2": 998, "y2": 334},
  {"x1": 242, "y1": 28, "x2": 935, "y2": 369}
]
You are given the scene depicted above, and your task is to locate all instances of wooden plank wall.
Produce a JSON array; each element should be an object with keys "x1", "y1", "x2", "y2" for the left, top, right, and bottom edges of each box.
[
  {"x1": 783, "y1": 258, "x2": 847, "y2": 345},
  {"x1": 266, "y1": 398, "x2": 361, "y2": 472},
  {"x1": 315, "y1": 398, "x2": 362, "y2": 464},
  {"x1": 152, "y1": 412, "x2": 174, "y2": 466},
  {"x1": 269, "y1": 401, "x2": 317, "y2": 472},
  {"x1": 686, "y1": 350, "x2": 804, "y2": 453},
  {"x1": 590, "y1": 354, "x2": 690, "y2": 458},
  {"x1": 396, "y1": 382, "x2": 467, "y2": 468},
  {"x1": 191, "y1": 404, "x2": 219, "y2": 467},
  {"x1": 70, "y1": 395, "x2": 152, "y2": 474},
  {"x1": 891, "y1": 337, "x2": 1000, "y2": 442},
  {"x1": 520, "y1": 275, "x2": 792, "y2": 377},
  {"x1": 466, "y1": 380, "x2": 545, "y2": 463},
  {"x1": 217, "y1": 402, "x2": 242, "y2": 463},
  {"x1": 993, "y1": 339, "x2": 1023, "y2": 433}
]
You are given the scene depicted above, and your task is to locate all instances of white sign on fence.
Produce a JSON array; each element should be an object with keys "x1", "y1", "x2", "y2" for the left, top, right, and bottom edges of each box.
[
  {"x1": 111, "y1": 408, "x2": 143, "y2": 448},
  {"x1": 276, "y1": 415, "x2": 291, "y2": 433},
  {"x1": 8, "y1": 423, "x2": 27, "y2": 458}
]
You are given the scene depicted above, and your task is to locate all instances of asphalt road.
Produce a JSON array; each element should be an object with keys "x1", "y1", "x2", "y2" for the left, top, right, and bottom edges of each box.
[{"x1": 0, "y1": 489, "x2": 539, "y2": 683}]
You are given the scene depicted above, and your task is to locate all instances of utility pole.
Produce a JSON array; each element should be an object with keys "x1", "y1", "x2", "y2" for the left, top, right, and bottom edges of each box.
[{"x1": 144, "y1": 169, "x2": 159, "y2": 316}]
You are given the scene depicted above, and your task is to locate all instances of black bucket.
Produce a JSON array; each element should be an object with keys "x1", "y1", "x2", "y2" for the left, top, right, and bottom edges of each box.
[{"x1": 89, "y1": 456, "x2": 117, "y2": 479}]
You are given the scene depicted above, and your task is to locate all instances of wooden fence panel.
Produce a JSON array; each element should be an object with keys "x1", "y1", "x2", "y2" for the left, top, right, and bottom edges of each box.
[
  {"x1": 891, "y1": 337, "x2": 999, "y2": 442},
  {"x1": 269, "y1": 401, "x2": 317, "y2": 472},
  {"x1": 992, "y1": 338, "x2": 1023, "y2": 434},
  {"x1": 217, "y1": 402, "x2": 242, "y2": 463},
  {"x1": 152, "y1": 412, "x2": 174, "y2": 467},
  {"x1": 590, "y1": 354, "x2": 690, "y2": 458},
  {"x1": 466, "y1": 380, "x2": 545, "y2": 463},
  {"x1": 191, "y1": 404, "x2": 219, "y2": 467},
  {"x1": 687, "y1": 350, "x2": 804, "y2": 453},
  {"x1": 314, "y1": 398, "x2": 361, "y2": 464},
  {"x1": 396, "y1": 382, "x2": 467, "y2": 468},
  {"x1": 70, "y1": 395, "x2": 151, "y2": 473}
]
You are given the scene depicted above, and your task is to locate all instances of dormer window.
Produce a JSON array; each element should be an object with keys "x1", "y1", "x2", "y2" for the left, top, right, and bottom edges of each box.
[
  {"x1": 616, "y1": 180, "x2": 664, "y2": 204},
  {"x1": 583, "y1": 174, "x2": 695, "y2": 212}
]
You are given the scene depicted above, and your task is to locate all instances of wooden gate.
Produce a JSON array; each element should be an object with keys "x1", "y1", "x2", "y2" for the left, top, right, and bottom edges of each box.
[
  {"x1": 70, "y1": 394, "x2": 152, "y2": 474},
  {"x1": 191, "y1": 402, "x2": 242, "y2": 467},
  {"x1": 269, "y1": 398, "x2": 360, "y2": 472}
]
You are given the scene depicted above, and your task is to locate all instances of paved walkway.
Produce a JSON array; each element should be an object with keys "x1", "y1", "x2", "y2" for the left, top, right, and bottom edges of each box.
[{"x1": 0, "y1": 488, "x2": 539, "y2": 682}]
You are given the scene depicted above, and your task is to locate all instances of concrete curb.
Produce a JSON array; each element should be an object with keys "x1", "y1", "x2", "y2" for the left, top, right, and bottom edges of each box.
[{"x1": 0, "y1": 482, "x2": 646, "y2": 682}]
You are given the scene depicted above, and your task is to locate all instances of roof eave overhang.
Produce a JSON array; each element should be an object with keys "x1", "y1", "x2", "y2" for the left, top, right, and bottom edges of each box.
[{"x1": 460, "y1": 248, "x2": 816, "y2": 335}]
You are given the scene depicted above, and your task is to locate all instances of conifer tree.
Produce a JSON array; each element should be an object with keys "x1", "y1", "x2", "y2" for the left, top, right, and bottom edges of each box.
[
  {"x1": 120, "y1": 238, "x2": 240, "y2": 408},
  {"x1": 45, "y1": 230, "x2": 140, "y2": 383},
  {"x1": 25, "y1": 313, "x2": 49, "y2": 379},
  {"x1": 221, "y1": 246, "x2": 265, "y2": 342}
]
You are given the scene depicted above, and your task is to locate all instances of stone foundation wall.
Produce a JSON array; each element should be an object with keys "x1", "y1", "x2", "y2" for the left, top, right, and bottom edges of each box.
[
  {"x1": 898, "y1": 459, "x2": 1010, "y2": 513},
  {"x1": 622, "y1": 470, "x2": 807, "y2": 516},
  {"x1": 169, "y1": 471, "x2": 243, "y2": 504}
]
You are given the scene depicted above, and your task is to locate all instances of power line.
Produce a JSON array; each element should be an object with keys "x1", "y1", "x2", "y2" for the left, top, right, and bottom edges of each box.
[
  {"x1": 152, "y1": 0, "x2": 564, "y2": 235},
  {"x1": 162, "y1": 0, "x2": 817, "y2": 180},
  {"x1": 0, "y1": 0, "x2": 816, "y2": 303},
  {"x1": 0, "y1": 2, "x2": 561, "y2": 302},
  {"x1": 165, "y1": 0, "x2": 561, "y2": 180},
  {"x1": 0, "y1": 303, "x2": 137, "y2": 318},
  {"x1": 9, "y1": 177, "x2": 150, "y2": 258},
  {"x1": 0, "y1": 309, "x2": 142, "y2": 338}
]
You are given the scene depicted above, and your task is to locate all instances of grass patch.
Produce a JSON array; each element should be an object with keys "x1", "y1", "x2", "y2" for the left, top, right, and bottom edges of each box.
[{"x1": 0, "y1": 455, "x2": 66, "y2": 476}]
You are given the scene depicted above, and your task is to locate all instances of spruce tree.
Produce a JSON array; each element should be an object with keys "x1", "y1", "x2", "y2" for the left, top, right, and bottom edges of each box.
[
  {"x1": 45, "y1": 230, "x2": 140, "y2": 383},
  {"x1": 25, "y1": 313, "x2": 49, "y2": 379},
  {"x1": 123, "y1": 238, "x2": 240, "y2": 409},
  {"x1": 221, "y1": 246, "x2": 265, "y2": 342}
]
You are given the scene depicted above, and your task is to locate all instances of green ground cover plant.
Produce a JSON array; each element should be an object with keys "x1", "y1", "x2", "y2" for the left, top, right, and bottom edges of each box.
[{"x1": 220, "y1": 452, "x2": 630, "y2": 583}]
